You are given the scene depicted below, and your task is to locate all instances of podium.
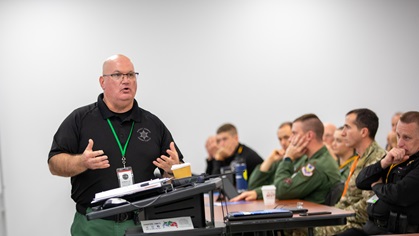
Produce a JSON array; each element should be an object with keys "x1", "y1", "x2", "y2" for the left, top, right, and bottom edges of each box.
[{"x1": 86, "y1": 178, "x2": 224, "y2": 235}]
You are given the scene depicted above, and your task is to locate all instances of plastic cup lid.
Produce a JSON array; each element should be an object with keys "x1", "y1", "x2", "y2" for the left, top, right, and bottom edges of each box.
[
  {"x1": 261, "y1": 185, "x2": 276, "y2": 190},
  {"x1": 171, "y1": 163, "x2": 191, "y2": 170}
]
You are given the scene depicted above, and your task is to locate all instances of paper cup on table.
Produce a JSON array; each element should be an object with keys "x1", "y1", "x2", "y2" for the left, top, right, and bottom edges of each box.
[
  {"x1": 171, "y1": 163, "x2": 192, "y2": 179},
  {"x1": 261, "y1": 185, "x2": 276, "y2": 205}
]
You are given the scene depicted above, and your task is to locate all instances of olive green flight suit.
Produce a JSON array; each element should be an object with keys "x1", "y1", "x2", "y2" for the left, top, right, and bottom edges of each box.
[
  {"x1": 248, "y1": 157, "x2": 305, "y2": 199},
  {"x1": 273, "y1": 146, "x2": 340, "y2": 204}
]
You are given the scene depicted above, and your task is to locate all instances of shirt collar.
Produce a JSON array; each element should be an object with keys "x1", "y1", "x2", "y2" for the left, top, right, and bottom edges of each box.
[
  {"x1": 97, "y1": 93, "x2": 142, "y2": 122},
  {"x1": 310, "y1": 145, "x2": 328, "y2": 160}
]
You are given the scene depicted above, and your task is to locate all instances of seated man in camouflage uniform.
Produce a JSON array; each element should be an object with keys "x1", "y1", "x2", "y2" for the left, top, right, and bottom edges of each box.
[
  {"x1": 316, "y1": 108, "x2": 386, "y2": 235},
  {"x1": 340, "y1": 111, "x2": 419, "y2": 235}
]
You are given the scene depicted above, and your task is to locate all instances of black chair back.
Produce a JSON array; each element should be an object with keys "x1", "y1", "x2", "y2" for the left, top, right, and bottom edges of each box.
[{"x1": 324, "y1": 182, "x2": 344, "y2": 206}]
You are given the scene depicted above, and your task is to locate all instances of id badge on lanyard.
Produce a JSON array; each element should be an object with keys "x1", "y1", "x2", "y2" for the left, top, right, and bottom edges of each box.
[
  {"x1": 116, "y1": 166, "x2": 134, "y2": 187},
  {"x1": 367, "y1": 194, "x2": 379, "y2": 204},
  {"x1": 107, "y1": 119, "x2": 136, "y2": 187}
]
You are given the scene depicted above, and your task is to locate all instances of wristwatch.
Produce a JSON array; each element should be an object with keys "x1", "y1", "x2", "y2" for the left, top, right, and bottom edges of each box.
[{"x1": 284, "y1": 157, "x2": 292, "y2": 162}]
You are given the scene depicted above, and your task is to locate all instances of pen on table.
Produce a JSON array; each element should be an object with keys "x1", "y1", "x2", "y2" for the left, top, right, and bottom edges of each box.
[{"x1": 299, "y1": 211, "x2": 332, "y2": 216}]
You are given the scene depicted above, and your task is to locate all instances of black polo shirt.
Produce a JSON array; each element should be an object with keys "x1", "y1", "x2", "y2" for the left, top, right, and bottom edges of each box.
[{"x1": 48, "y1": 94, "x2": 183, "y2": 206}]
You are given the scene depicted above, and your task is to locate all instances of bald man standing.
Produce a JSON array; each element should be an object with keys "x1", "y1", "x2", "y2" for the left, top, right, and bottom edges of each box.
[{"x1": 48, "y1": 54, "x2": 183, "y2": 236}]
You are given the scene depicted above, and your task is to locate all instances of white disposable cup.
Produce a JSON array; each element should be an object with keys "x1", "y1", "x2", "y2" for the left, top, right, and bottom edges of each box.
[
  {"x1": 171, "y1": 163, "x2": 192, "y2": 179},
  {"x1": 261, "y1": 185, "x2": 276, "y2": 205}
]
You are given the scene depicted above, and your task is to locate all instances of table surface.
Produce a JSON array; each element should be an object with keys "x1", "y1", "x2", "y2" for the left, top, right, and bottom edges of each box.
[
  {"x1": 204, "y1": 194, "x2": 355, "y2": 233},
  {"x1": 205, "y1": 196, "x2": 354, "y2": 222}
]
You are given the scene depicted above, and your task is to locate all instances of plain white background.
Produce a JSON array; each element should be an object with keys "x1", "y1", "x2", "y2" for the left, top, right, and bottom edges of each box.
[{"x1": 0, "y1": 0, "x2": 418, "y2": 235}]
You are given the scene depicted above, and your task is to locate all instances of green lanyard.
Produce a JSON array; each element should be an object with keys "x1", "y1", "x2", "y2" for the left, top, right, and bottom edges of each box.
[{"x1": 107, "y1": 119, "x2": 135, "y2": 168}]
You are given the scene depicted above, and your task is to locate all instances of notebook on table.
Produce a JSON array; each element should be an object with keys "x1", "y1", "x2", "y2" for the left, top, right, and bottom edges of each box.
[{"x1": 226, "y1": 209, "x2": 293, "y2": 221}]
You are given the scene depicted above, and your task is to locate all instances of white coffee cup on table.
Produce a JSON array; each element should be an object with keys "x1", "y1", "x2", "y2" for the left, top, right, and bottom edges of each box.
[{"x1": 261, "y1": 185, "x2": 276, "y2": 205}]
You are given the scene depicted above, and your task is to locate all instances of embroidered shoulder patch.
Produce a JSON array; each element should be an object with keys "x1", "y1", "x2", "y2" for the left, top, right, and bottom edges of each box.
[{"x1": 301, "y1": 163, "x2": 315, "y2": 177}]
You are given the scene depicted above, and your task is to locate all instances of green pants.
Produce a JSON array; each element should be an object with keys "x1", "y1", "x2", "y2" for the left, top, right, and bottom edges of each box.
[{"x1": 71, "y1": 209, "x2": 136, "y2": 236}]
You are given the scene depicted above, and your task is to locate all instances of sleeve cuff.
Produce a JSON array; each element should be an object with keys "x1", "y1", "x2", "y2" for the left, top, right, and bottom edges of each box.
[{"x1": 254, "y1": 188, "x2": 263, "y2": 199}]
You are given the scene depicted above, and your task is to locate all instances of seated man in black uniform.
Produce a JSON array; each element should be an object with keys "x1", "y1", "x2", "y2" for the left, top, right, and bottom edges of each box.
[
  {"x1": 205, "y1": 123, "x2": 263, "y2": 179},
  {"x1": 339, "y1": 111, "x2": 419, "y2": 235}
]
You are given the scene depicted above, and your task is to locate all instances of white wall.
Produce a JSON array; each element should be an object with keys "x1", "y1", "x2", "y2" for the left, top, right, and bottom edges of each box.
[
  {"x1": 0, "y1": 0, "x2": 418, "y2": 235},
  {"x1": 0, "y1": 139, "x2": 5, "y2": 236}
]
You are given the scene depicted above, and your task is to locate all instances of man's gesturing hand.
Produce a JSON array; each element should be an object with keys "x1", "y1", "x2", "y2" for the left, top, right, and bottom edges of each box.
[
  {"x1": 153, "y1": 142, "x2": 180, "y2": 174},
  {"x1": 81, "y1": 139, "x2": 110, "y2": 170}
]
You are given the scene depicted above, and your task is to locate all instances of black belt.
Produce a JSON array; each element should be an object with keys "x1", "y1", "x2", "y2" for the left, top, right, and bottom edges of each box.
[{"x1": 76, "y1": 204, "x2": 134, "y2": 223}]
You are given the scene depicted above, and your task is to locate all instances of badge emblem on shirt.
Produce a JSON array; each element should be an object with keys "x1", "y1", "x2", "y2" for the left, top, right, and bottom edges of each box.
[
  {"x1": 301, "y1": 163, "x2": 315, "y2": 177},
  {"x1": 137, "y1": 128, "x2": 151, "y2": 142}
]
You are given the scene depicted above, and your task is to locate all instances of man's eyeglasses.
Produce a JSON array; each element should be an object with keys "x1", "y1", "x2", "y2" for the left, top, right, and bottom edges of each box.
[{"x1": 102, "y1": 72, "x2": 139, "y2": 81}]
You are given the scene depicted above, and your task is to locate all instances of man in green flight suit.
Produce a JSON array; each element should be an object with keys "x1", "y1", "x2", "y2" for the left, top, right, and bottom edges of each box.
[
  {"x1": 231, "y1": 113, "x2": 340, "y2": 204},
  {"x1": 244, "y1": 121, "x2": 300, "y2": 199}
]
